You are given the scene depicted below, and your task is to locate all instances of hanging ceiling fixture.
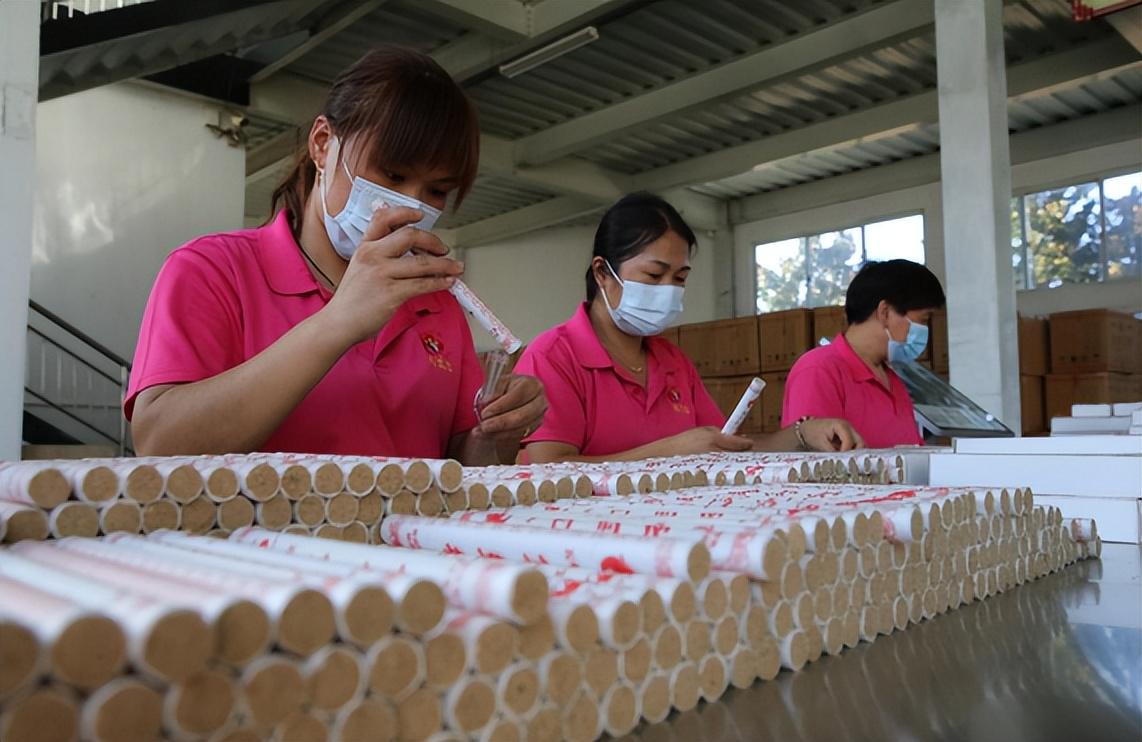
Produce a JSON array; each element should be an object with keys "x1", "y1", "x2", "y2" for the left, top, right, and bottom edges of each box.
[{"x1": 499, "y1": 26, "x2": 600, "y2": 78}]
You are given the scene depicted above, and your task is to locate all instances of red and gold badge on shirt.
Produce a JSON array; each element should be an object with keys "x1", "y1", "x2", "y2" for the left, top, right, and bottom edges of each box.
[
  {"x1": 668, "y1": 387, "x2": 690, "y2": 414},
  {"x1": 421, "y1": 333, "x2": 454, "y2": 373}
]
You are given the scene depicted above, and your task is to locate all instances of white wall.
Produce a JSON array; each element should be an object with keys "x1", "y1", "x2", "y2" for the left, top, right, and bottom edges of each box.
[
  {"x1": 32, "y1": 82, "x2": 246, "y2": 359},
  {"x1": 460, "y1": 223, "x2": 719, "y2": 351},
  {"x1": 732, "y1": 128, "x2": 1142, "y2": 319}
]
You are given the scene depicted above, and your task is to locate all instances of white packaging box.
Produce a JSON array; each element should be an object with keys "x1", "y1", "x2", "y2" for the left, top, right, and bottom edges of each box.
[
  {"x1": 954, "y1": 436, "x2": 1142, "y2": 456},
  {"x1": 1113, "y1": 402, "x2": 1142, "y2": 416},
  {"x1": 1032, "y1": 494, "x2": 1141, "y2": 544},
  {"x1": 1072, "y1": 404, "x2": 1113, "y2": 418},
  {"x1": 1050, "y1": 416, "x2": 1133, "y2": 436},
  {"x1": 928, "y1": 453, "x2": 1142, "y2": 498}
]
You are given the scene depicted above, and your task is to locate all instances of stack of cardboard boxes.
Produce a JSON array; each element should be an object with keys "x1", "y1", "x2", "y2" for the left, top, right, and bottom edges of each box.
[
  {"x1": 1044, "y1": 309, "x2": 1142, "y2": 424},
  {"x1": 1018, "y1": 316, "x2": 1051, "y2": 435}
]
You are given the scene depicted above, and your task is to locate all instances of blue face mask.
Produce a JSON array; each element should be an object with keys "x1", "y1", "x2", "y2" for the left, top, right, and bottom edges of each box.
[{"x1": 887, "y1": 318, "x2": 929, "y2": 363}]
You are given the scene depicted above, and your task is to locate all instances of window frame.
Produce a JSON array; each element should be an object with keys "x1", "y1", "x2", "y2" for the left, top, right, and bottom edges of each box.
[
  {"x1": 753, "y1": 210, "x2": 926, "y2": 314},
  {"x1": 1011, "y1": 166, "x2": 1141, "y2": 292}
]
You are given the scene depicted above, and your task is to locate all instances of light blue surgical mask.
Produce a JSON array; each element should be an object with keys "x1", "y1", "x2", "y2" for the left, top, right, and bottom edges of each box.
[
  {"x1": 887, "y1": 318, "x2": 929, "y2": 363},
  {"x1": 319, "y1": 136, "x2": 442, "y2": 259},
  {"x1": 600, "y1": 261, "x2": 685, "y2": 337}
]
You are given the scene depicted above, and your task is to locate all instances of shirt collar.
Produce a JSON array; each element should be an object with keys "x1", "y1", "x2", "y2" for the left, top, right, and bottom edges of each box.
[
  {"x1": 256, "y1": 210, "x2": 443, "y2": 314},
  {"x1": 565, "y1": 303, "x2": 680, "y2": 375}
]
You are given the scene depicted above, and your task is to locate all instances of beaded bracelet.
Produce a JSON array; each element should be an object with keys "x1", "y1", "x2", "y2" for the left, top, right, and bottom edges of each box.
[{"x1": 794, "y1": 416, "x2": 812, "y2": 450}]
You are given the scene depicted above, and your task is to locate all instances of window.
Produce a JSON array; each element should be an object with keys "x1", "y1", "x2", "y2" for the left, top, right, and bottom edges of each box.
[
  {"x1": 755, "y1": 214, "x2": 924, "y2": 313},
  {"x1": 1011, "y1": 171, "x2": 1141, "y2": 290}
]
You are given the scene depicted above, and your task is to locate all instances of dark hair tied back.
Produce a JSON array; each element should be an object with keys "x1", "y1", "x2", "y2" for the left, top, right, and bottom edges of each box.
[{"x1": 586, "y1": 192, "x2": 697, "y2": 302}]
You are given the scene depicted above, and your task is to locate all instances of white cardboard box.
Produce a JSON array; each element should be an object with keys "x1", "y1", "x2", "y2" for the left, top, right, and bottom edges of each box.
[
  {"x1": 1050, "y1": 416, "x2": 1134, "y2": 435},
  {"x1": 1072, "y1": 403, "x2": 1113, "y2": 418},
  {"x1": 1032, "y1": 494, "x2": 1141, "y2": 544},
  {"x1": 954, "y1": 436, "x2": 1142, "y2": 456},
  {"x1": 929, "y1": 453, "x2": 1142, "y2": 498},
  {"x1": 1113, "y1": 402, "x2": 1142, "y2": 416}
]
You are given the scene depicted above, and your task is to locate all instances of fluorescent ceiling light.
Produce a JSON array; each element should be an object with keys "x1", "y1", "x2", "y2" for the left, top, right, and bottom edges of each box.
[{"x1": 499, "y1": 26, "x2": 599, "y2": 78}]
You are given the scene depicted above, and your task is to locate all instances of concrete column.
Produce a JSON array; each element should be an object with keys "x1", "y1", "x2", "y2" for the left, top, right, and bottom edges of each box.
[
  {"x1": 711, "y1": 227, "x2": 736, "y2": 319},
  {"x1": 935, "y1": 0, "x2": 1021, "y2": 431},
  {"x1": 0, "y1": 1, "x2": 40, "y2": 460}
]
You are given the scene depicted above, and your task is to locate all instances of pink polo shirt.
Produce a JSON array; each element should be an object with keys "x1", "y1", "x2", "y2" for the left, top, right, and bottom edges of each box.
[
  {"x1": 782, "y1": 334, "x2": 922, "y2": 448},
  {"x1": 125, "y1": 210, "x2": 482, "y2": 457},
  {"x1": 514, "y1": 304, "x2": 724, "y2": 456}
]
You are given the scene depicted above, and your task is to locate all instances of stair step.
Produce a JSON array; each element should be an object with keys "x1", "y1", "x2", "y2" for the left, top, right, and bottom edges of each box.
[{"x1": 22, "y1": 444, "x2": 119, "y2": 460}]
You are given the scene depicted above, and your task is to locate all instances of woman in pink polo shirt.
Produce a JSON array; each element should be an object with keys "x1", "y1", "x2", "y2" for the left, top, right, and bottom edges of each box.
[
  {"x1": 126, "y1": 48, "x2": 545, "y2": 462},
  {"x1": 515, "y1": 193, "x2": 863, "y2": 464},
  {"x1": 782, "y1": 259, "x2": 946, "y2": 448}
]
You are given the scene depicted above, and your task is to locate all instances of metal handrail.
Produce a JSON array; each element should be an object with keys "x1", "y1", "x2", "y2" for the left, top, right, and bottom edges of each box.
[
  {"x1": 24, "y1": 388, "x2": 122, "y2": 447},
  {"x1": 26, "y1": 300, "x2": 132, "y2": 455},
  {"x1": 27, "y1": 326, "x2": 123, "y2": 387},
  {"x1": 28, "y1": 300, "x2": 131, "y2": 370}
]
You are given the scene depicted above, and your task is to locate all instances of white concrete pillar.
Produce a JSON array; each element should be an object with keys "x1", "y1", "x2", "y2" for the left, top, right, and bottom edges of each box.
[
  {"x1": 0, "y1": 1, "x2": 40, "y2": 460},
  {"x1": 711, "y1": 227, "x2": 736, "y2": 319},
  {"x1": 935, "y1": 0, "x2": 1021, "y2": 431}
]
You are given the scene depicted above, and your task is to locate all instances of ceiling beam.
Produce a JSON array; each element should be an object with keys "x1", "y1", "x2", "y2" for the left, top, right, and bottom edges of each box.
[
  {"x1": 513, "y1": 0, "x2": 936, "y2": 165},
  {"x1": 447, "y1": 196, "x2": 603, "y2": 246},
  {"x1": 632, "y1": 35, "x2": 1142, "y2": 193},
  {"x1": 1104, "y1": 5, "x2": 1142, "y2": 55},
  {"x1": 246, "y1": 127, "x2": 304, "y2": 177},
  {"x1": 729, "y1": 104, "x2": 1142, "y2": 224},
  {"x1": 414, "y1": 0, "x2": 530, "y2": 40},
  {"x1": 249, "y1": 0, "x2": 390, "y2": 83}
]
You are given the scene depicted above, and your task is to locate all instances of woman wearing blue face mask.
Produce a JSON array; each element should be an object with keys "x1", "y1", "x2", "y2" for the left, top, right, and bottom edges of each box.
[
  {"x1": 126, "y1": 47, "x2": 545, "y2": 462},
  {"x1": 783, "y1": 259, "x2": 946, "y2": 448},
  {"x1": 515, "y1": 193, "x2": 864, "y2": 464}
]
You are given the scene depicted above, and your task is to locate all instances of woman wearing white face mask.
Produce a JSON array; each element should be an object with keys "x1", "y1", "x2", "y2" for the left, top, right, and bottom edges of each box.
[
  {"x1": 783, "y1": 259, "x2": 946, "y2": 448},
  {"x1": 125, "y1": 47, "x2": 545, "y2": 462},
  {"x1": 514, "y1": 193, "x2": 864, "y2": 464}
]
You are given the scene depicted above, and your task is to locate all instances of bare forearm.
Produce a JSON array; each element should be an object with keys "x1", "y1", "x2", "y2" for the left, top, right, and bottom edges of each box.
[
  {"x1": 526, "y1": 438, "x2": 675, "y2": 465},
  {"x1": 132, "y1": 312, "x2": 352, "y2": 455},
  {"x1": 750, "y1": 426, "x2": 802, "y2": 453}
]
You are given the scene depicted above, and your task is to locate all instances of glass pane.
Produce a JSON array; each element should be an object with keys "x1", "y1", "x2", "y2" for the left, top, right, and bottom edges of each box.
[
  {"x1": 755, "y1": 238, "x2": 806, "y2": 313},
  {"x1": 864, "y1": 214, "x2": 925, "y2": 264},
  {"x1": 1011, "y1": 197, "x2": 1026, "y2": 291},
  {"x1": 807, "y1": 228, "x2": 863, "y2": 308},
  {"x1": 1103, "y1": 171, "x2": 1141, "y2": 282},
  {"x1": 1025, "y1": 182, "x2": 1101, "y2": 288}
]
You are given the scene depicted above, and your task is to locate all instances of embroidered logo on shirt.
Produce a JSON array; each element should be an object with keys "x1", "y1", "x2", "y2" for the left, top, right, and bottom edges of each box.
[
  {"x1": 421, "y1": 333, "x2": 454, "y2": 373},
  {"x1": 668, "y1": 387, "x2": 690, "y2": 414}
]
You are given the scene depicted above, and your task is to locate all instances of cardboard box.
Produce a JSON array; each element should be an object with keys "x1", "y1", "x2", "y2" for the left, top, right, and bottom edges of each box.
[
  {"x1": 760, "y1": 372, "x2": 788, "y2": 433},
  {"x1": 702, "y1": 376, "x2": 763, "y2": 434},
  {"x1": 1020, "y1": 375, "x2": 1045, "y2": 435},
  {"x1": 1049, "y1": 309, "x2": 1140, "y2": 374},
  {"x1": 927, "y1": 308, "x2": 947, "y2": 373},
  {"x1": 679, "y1": 318, "x2": 760, "y2": 377},
  {"x1": 1017, "y1": 315, "x2": 1050, "y2": 376},
  {"x1": 758, "y1": 310, "x2": 813, "y2": 372},
  {"x1": 1044, "y1": 373, "x2": 1142, "y2": 422},
  {"x1": 954, "y1": 434, "x2": 1142, "y2": 455},
  {"x1": 659, "y1": 326, "x2": 681, "y2": 347},
  {"x1": 928, "y1": 452, "x2": 1141, "y2": 498},
  {"x1": 811, "y1": 306, "x2": 846, "y2": 346}
]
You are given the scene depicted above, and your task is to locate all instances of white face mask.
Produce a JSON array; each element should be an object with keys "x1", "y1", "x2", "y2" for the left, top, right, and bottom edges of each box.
[
  {"x1": 600, "y1": 261, "x2": 685, "y2": 337},
  {"x1": 319, "y1": 136, "x2": 443, "y2": 260}
]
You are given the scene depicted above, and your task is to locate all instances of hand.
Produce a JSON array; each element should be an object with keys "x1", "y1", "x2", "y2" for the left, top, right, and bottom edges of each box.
[
  {"x1": 660, "y1": 426, "x2": 754, "y2": 456},
  {"x1": 798, "y1": 418, "x2": 865, "y2": 452},
  {"x1": 472, "y1": 375, "x2": 547, "y2": 443},
  {"x1": 322, "y1": 206, "x2": 464, "y2": 345}
]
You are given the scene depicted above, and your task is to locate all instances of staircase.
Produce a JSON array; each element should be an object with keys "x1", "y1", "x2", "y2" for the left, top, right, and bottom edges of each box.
[{"x1": 24, "y1": 301, "x2": 132, "y2": 458}]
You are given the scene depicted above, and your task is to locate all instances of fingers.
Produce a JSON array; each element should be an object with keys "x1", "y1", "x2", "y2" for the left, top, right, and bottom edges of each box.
[
  {"x1": 477, "y1": 377, "x2": 547, "y2": 437},
  {"x1": 398, "y1": 275, "x2": 459, "y2": 300},
  {"x1": 362, "y1": 205, "x2": 426, "y2": 243},
  {"x1": 386, "y1": 252, "x2": 464, "y2": 280},
  {"x1": 367, "y1": 221, "x2": 451, "y2": 259}
]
